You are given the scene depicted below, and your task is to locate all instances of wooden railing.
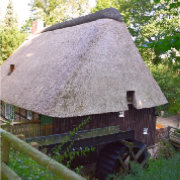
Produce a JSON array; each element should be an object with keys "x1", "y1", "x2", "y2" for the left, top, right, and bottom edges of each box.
[
  {"x1": 0, "y1": 129, "x2": 86, "y2": 180},
  {"x1": 2, "y1": 123, "x2": 52, "y2": 137}
]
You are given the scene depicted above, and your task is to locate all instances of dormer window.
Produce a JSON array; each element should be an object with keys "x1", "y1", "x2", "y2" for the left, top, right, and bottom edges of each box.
[
  {"x1": 127, "y1": 91, "x2": 134, "y2": 104},
  {"x1": 8, "y1": 64, "x2": 15, "y2": 75}
]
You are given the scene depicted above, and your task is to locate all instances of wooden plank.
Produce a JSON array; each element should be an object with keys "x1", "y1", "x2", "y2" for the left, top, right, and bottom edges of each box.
[
  {"x1": 118, "y1": 156, "x2": 130, "y2": 172},
  {"x1": 1, "y1": 138, "x2": 10, "y2": 164},
  {"x1": 1, "y1": 162, "x2": 22, "y2": 180},
  {"x1": 39, "y1": 130, "x2": 135, "y2": 154},
  {"x1": 1, "y1": 129, "x2": 85, "y2": 180},
  {"x1": 135, "y1": 145, "x2": 146, "y2": 161},
  {"x1": 26, "y1": 126, "x2": 121, "y2": 146}
]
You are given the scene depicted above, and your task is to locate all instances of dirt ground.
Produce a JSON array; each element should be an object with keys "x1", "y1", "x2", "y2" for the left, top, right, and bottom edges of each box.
[{"x1": 157, "y1": 113, "x2": 180, "y2": 128}]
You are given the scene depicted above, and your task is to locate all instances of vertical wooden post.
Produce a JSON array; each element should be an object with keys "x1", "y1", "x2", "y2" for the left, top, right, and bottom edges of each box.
[
  {"x1": 167, "y1": 126, "x2": 170, "y2": 138},
  {"x1": 2, "y1": 138, "x2": 10, "y2": 164}
]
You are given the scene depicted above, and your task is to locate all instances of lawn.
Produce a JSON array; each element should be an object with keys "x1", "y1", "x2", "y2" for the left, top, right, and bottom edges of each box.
[{"x1": 7, "y1": 146, "x2": 180, "y2": 180}]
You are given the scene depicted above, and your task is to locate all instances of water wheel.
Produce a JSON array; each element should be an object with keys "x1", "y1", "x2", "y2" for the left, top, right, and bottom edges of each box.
[{"x1": 96, "y1": 140, "x2": 149, "y2": 180}]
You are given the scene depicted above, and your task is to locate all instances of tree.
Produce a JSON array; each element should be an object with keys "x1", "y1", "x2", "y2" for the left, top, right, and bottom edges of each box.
[
  {"x1": 140, "y1": 0, "x2": 180, "y2": 70},
  {"x1": 142, "y1": 0, "x2": 180, "y2": 114},
  {"x1": 31, "y1": 0, "x2": 90, "y2": 26},
  {"x1": 92, "y1": 0, "x2": 155, "y2": 45},
  {"x1": 0, "y1": 0, "x2": 26, "y2": 64},
  {"x1": 20, "y1": 17, "x2": 35, "y2": 33},
  {"x1": 4, "y1": 0, "x2": 17, "y2": 28},
  {"x1": 93, "y1": 0, "x2": 179, "y2": 69}
]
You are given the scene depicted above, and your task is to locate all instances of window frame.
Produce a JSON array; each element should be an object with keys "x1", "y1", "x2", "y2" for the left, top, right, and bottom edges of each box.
[
  {"x1": 27, "y1": 110, "x2": 33, "y2": 120},
  {"x1": 5, "y1": 103, "x2": 14, "y2": 121}
]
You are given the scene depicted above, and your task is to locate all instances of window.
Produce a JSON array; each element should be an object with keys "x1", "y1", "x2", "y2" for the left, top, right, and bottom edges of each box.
[
  {"x1": 27, "y1": 110, "x2": 33, "y2": 120},
  {"x1": 5, "y1": 104, "x2": 14, "y2": 121},
  {"x1": 127, "y1": 91, "x2": 134, "y2": 104},
  {"x1": 119, "y1": 111, "x2": 125, "y2": 117}
]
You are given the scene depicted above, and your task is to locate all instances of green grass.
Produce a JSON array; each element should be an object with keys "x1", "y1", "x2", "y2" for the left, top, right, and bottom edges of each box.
[
  {"x1": 121, "y1": 151, "x2": 180, "y2": 180},
  {"x1": 6, "y1": 148, "x2": 180, "y2": 180},
  {"x1": 8, "y1": 149, "x2": 61, "y2": 180}
]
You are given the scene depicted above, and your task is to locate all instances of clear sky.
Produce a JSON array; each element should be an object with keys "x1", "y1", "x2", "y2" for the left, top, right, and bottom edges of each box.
[
  {"x1": 0, "y1": 0, "x2": 32, "y2": 25},
  {"x1": 0, "y1": 0, "x2": 96, "y2": 26}
]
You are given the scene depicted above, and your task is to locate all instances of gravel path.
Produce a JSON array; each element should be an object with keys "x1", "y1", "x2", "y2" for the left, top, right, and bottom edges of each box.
[{"x1": 157, "y1": 113, "x2": 180, "y2": 128}]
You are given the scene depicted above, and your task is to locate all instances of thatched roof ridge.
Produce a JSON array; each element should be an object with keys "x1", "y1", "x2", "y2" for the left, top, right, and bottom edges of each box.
[
  {"x1": 42, "y1": 8, "x2": 122, "y2": 32},
  {"x1": 0, "y1": 12, "x2": 167, "y2": 117}
]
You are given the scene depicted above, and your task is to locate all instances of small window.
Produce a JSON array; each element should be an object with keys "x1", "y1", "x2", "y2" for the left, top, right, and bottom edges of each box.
[
  {"x1": 119, "y1": 111, "x2": 125, "y2": 117},
  {"x1": 127, "y1": 91, "x2": 134, "y2": 104},
  {"x1": 5, "y1": 104, "x2": 14, "y2": 121},
  {"x1": 27, "y1": 110, "x2": 33, "y2": 120}
]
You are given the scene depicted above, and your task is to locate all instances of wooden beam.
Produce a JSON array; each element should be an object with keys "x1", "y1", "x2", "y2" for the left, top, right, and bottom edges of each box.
[
  {"x1": 1, "y1": 129, "x2": 85, "y2": 180},
  {"x1": 1, "y1": 162, "x2": 22, "y2": 180},
  {"x1": 135, "y1": 145, "x2": 146, "y2": 161},
  {"x1": 1, "y1": 138, "x2": 10, "y2": 164},
  {"x1": 26, "y1": 126, "x2": 121, "y2": 146}
]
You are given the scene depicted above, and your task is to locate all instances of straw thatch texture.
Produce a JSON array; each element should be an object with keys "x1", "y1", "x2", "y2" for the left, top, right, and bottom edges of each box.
[
  {"x1": 42, "y1": 8, "x2": 122, "y2": 33},
  {"x1": 0, "y1": 18, "x2": 167, "y2": 117}
]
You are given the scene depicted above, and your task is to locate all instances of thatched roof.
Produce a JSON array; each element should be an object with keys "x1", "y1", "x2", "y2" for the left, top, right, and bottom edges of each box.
[
  {"x1": 0, "y1": 8, "x2": 167, "y2": 117},
  {"x1": 42, "y1": 8, "x2": 122, "y2": 32}
]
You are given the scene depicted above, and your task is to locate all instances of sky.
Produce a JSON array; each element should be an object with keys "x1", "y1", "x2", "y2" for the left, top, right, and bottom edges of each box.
[
  {"x1": 0, "y1": 0, "x2": 96, "y2": 26},
  {"x1": 0, "y1": 0, "x2": 32, "y2": 25}
]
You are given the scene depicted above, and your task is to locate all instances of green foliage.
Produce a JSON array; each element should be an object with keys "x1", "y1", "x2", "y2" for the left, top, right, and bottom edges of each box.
[
  {"x1": 8, "y1": 150, "x2": 61, "y2": 180},
  {"x1": 143, "y1": 1, "x2": 180, "y2": 114},
  {"x1": 7, "y1": 117, "x2": 94, "y2": 179},
  {"x1": 121, "y1": 152, "x2": 180, "y2": 180},
  {"x1": 32, "y1": 0, "x2": 90, "y2": 26},
  {"x1": 0, "y1": 27, "x2": 26, "y2": 64},
  {"x1": 174, "y1": 129, "x2": 180, "y2": 138},
  {"x1": 0, "y1": 0, "x2": 27, "y2": 64},
  {"x1": 149, "y1": 64, "x2": 180, "y2": 114},
  {"x1": 140, "y1": 0, "x2": 180, "y2": 69},
  {"x1": 106, "y1": 140, "x2": 179, "y2": 180},
  {"x1": 20, "y1": 17, "x2": 35, "y2": 33},
  {"x1": 157, "y1": 139, "x2": 176, "y2": 159},
  {"x1": 52, "y1": 117, "x2": 95, "y2": 170},
  {"x1": 4, "y1": 0, "x2": 17, "y2": 28},
  {"x1": 93, "y1": 0, "x2": 179, "y2": 68},
  {"x1": 92, "y1": 0, "x2": 155, "y2": 43}
]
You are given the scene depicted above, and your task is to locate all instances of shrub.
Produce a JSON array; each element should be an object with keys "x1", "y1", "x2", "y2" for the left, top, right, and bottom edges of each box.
[
  {"x1": 156, "y1": 139, "x2": 175, "y2": 159},
  {"x1": 149, "y1": 64, "x2": 180, "y2": 116},
  {"x1": 52, "y1": 116, "x2": 95, "y2": 170},
  {"x1": 121, "y1": 151, "x2": 180, "y2": 180}
]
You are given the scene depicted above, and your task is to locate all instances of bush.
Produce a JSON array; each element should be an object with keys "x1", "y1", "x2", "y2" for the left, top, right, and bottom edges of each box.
[
  {"x1": 157, "y1": 139, "x2": 175, "y2": 159},
  {"x1": 149, "y1": 64, "x2": 180, "y2": 116},
  {"x1": 121, "y1": 151, "x2": 180, "y2": 180}
]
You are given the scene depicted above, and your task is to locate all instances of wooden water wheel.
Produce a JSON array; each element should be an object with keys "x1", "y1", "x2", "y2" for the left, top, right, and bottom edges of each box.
[{"x1": 96, "y1": 139, "x2": 149, "y2": 180}]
